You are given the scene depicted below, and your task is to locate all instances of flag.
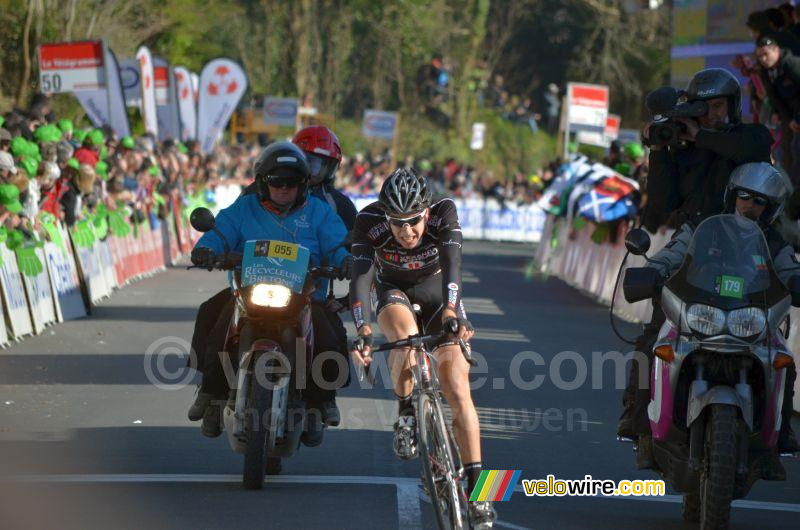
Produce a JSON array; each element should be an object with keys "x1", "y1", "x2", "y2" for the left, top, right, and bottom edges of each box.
[
  {"x1": 197, "y1": 58, "x2": 248, "y2": 154},
  {"x1": 136, "y1": 46, "x2": 158, "y2": 137}
]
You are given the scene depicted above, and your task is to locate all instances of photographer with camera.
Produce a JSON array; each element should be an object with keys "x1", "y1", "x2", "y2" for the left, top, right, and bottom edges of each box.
[
  {"x1": 618, "y1": 69, "x2": 773, "y2": 452},
  {"x1": 641, "y1": 68, "x2": 773, "y2": 233}
]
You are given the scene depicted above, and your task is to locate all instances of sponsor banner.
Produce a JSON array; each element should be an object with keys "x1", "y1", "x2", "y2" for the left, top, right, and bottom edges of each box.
[
  {"x1": 21, "y1": 247, "x2": 57, "y2": 334},
  {"x1": 73, "y1": 44, "x2": 131, "y2": 137},
  {"x1": 0, "y1": 245, "x2": 34, "y2": 339},
  {"x1": 38, "y1": 41, "x2": 104, "y2": 92},
  {"x1": 153, "y1": 57, "x2": 182, "y2": 141},
  {"x1": 577, "y1": 113, "x2": 621, "y2": 148},
  {"x1": 174, "y1": 67, "x2": 197, "y2": 141},
  {"x1": 98, "y1": 240, "x2": 119, "y2": 291},
  {"x1": 567, "y1": 83, "x2": 609, "y2": 134},
  {"x1": 197, "y1": 58, "x2": 248, "y2": 154},
  {"x1": 74, "y1": 237, "x2": 109, "y2": 304},
  {"x1": 263, "y1": 97, "x2": 298, "y2": 127},
  {"x1": 44, "y1": 241, "x2": 86, "y2": 322},
  {"x1": 470, "y1": 122, "x2": 486, "y2": 150},
  {"x1": 136, "y1": 46, "x2": 159, "y2": 137},
  {"x1": 119, "y1": 58, "x2": 142, "y2": 107},
  {"x1": 362, "y1": 110, "x2": 398, "y2": 140}
]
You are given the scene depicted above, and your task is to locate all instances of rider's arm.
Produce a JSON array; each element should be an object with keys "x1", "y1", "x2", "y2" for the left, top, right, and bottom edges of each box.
[
  {"x1": 694, "y1": 123, "x2": 772, "y2": 165},
  {"x1": 316, "y1": 200, "x2": 350, "y2": 267},
  {"x1": 193, "y1": 203, "x2": 243, "y2": 254},
  {"x1": 349, "y1": 215, "x2": 376, "y2": 333},
  {"x1": 437, "y1": 199, "x2": 464, "y2": 319},
  {"x1": 772, "y1": 245, "x2": 800, "y2": 286},
  {"x1": 645, "y1": 223, "x2": 693, "y2": 278}
]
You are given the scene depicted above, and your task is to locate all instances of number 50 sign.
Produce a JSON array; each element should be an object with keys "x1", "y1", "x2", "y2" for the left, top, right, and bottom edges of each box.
[{"x1": 38, "y1": 41, "x2": 106, "y2": 93}]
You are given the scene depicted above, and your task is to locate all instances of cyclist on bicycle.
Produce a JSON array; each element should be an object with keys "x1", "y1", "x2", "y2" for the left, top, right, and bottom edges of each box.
[{"x1": 349, "y1": 167, "x2": 495, "y2": 528}]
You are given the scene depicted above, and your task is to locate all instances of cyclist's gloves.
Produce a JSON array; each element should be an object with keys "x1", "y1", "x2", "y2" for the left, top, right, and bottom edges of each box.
[
  {"x1": 444, "y1": 317, "x2": 474, "y2": 338},
  {"x1": 338, "y1": 255, "x2": 354, "y2": 281},
  {"x1": 351, "y1": 332, "x2": 374, "y2": 353}
]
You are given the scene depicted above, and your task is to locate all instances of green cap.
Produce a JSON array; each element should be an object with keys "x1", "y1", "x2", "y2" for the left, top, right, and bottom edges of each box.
[
  {"x1": 614, "y1": 162, "x2": 632, "y2": 177},
  {"x1": 11, "y1": 136, "x2": 27, "y2": 157},
  {"x1": 177, "y1": 142, "x2": 188, "y2": 154},
  {"x1": 624, "y1": 142, "x2": 644, "y2": 160},
  {"x1": 20, "y1": 158, "x2": 38, "y2": 178},
  {"x1": 121, "y1": 136, "x2": 135, "y2": 149},
  {"x1": 0, "y1": 184, "x2": 23, "y2": 214},
  {"x1": 88, "y1": 129, "x2": 104, "y2": 147},
  {"x1": 0, "y1": 116, "x2": 4, "y2": 128},
  {"x1": 74, "y1": 129, "x2": 88, "y2": 143},
  {"x1": 57, "y1": 119, "x2": 74, "y2": 133},
  {"x1": 148, "y1": 165, "x2": 160, "y2": 177},
  {"x1": 67, "y1": 157, "x2": 80, "y2": 170},
  {"x1": 95, "y1": 160, "x2": 109, "y2": 180},
  {"x1": 568, "y1": 141, "x2": 577, "y2": 153},
  {"x1": 34, "y1": 124, "x2": 62, "y2": 143},
  {"x1": 6, "y1": 229, "x2": 24, "y2": 250}
]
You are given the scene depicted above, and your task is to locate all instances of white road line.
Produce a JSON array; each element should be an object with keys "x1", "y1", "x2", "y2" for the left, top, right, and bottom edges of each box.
[
  {"x1": 5, "y1": 474, "x2": 798, "y2": 514},
  {"x1": 511, "y1": 484, "x2": 800, "y2": 513},
  {"x1": 418, "y1": 491, "x2": 533, "y2": 530},
  {"x1": 396, "y1": 482, "x2": 423, "y2": 529}
]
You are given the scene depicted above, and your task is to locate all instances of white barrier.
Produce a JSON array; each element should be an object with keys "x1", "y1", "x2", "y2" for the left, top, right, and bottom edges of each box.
[
  {"x1": 348, "y1": 194, "x2": 546, "y2": 243},
  {"x1": 21, "y1": 247, "x2": 58, "y2": 334},
  {"x1": 535, "y1": 215, "x2": 800, "y2": 414},
  {"x1": 0, "y1": 245, "x2": 34, "y2": 340},
  {"x1": 43, "y1": 241, "x2": 86, "y2": 322}
]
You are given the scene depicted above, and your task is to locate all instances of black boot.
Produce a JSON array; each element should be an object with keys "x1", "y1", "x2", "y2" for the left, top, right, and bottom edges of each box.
[{"x1": 301, "y1": 403, "x2": 325, "y2": 447}]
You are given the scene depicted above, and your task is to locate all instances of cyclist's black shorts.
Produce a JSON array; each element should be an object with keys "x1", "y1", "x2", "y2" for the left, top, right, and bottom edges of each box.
[{"x1": 375, "y1": 271, "x2": 467, "y2": 346}]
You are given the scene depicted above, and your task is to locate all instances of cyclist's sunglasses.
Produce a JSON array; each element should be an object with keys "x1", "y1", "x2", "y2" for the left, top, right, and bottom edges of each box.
[
  {"x1": 735, "y1": 189, "x2": 768, "y2": 206},
  {"x1": 266, "y1": 175, "x2": 301, "y2": 189},
  {"x1": 386, "y1": 212, "x2": 425, "y2": 227}
]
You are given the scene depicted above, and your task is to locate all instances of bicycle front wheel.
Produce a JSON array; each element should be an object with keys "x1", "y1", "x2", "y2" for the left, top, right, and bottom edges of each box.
[{"x1": 418, "y1": 391, "x2": 468, "y2": 530}]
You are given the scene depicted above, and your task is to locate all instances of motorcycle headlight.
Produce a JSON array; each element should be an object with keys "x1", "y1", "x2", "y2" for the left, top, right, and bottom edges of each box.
[
  {"x1": 250, "y1": 284, "x2": 292, "y2": 308},
  {"x1": 727, "y1": 307, "x2": 766, "y2": 338},
  {"x1": 686, "y1": 304, "x2": 726, "y2": 335}
]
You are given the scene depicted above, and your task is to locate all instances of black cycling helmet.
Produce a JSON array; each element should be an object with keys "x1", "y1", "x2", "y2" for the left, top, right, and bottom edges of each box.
[
  {"x1": 253, "y1": 141, "x2": 310, "y2": 205},
  {"x1": 685, "y1": 68, "x2": 742, "y2": 124},
  {"x1": 379, "y1": 167, "x2": 432, "y2": 216}
]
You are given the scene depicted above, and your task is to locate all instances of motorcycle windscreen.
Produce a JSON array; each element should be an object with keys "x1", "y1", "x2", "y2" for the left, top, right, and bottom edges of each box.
[
  {"x1": 666, "y1": 214, "x2": 785, "y2": 310},
  {"x1": 241, "y1": 240, "x2": 311, "y2": 293}
]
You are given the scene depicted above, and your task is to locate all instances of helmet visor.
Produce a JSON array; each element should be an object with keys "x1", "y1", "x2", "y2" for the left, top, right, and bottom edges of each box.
[{"x1": 306, "y1": 152, "x2": 339, "y2": 184}]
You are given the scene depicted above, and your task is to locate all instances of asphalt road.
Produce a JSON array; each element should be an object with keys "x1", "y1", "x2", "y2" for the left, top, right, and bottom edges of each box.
[{"x1": 0, "y1": 241, "x2": 797, "y2": 529}]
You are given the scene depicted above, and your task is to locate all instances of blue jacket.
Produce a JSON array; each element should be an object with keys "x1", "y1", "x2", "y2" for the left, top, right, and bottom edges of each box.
[{"x1": 195, "y1": 194, "x2": 350, "y2": 301}]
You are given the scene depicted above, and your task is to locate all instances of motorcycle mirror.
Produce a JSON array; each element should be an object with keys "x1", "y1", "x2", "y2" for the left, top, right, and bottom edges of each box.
[
  {"x1": 625, "y1": 228, "x2": 651, "y2": 256},
  {"x1": 190, "y1": 207, "x2": 215, "y2": 233}
]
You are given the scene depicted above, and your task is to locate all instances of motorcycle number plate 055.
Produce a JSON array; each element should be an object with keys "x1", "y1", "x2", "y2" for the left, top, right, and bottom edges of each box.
[{"x1": 267, "y1": 241, "x2": 299, "y2": 261}]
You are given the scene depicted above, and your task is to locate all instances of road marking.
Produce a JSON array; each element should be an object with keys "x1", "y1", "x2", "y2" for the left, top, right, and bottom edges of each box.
[
  {"x1": 463, "y1": 297, "x2": 504, "y2": 315},
  {"x1": 418, "y1": 493, "x2": 533, "y2": 530},
  {"x1": 9, "y1": 473, "x2": 798, "y2": 514},
  {"x1": 472, "y1": 328, "x2": 529, "y2": 343},
  {"x1": 396, "y1": 482, "x2": 423, "y2": 529}
]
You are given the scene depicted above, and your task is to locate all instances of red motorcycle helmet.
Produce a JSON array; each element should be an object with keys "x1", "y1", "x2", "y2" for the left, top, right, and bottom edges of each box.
[{"x1": 292, "y1": 126, "x2": 342, "y2": 185}]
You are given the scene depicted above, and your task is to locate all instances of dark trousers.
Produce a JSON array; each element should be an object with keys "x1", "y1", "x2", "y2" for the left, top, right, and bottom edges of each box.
[
  {"x1": 621, "y1": 304, "x2": 664, "y2": 436},
  {"x1": 305, "y1": 303, "x2": 350, "y2": 404}
]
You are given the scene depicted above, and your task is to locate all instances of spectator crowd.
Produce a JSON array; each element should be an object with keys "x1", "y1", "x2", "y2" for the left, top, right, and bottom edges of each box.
[{"x1": 0, "y1": 95, "x2": 256, "y2": 256}]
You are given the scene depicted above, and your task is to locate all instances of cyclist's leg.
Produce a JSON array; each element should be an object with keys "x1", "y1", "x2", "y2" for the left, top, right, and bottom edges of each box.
[{"x1": 375, "y1": 282, "x2": 419, "y2": 398}]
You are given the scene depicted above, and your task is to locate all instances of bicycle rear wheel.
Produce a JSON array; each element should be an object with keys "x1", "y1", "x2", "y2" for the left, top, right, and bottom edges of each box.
[{"x1": 418, "y1": 391, "x2": 468, "y2": 530}]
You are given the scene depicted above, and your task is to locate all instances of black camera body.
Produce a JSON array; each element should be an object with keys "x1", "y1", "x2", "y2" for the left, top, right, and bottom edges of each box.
[{"x1": 645, "y1": 87, "x2": 708, "y2": 147}]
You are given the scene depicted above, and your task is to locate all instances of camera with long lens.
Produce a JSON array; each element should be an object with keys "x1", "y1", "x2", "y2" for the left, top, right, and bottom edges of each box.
[{"x1": 645, "y1": 87, "x2": 708, "y2": 147}]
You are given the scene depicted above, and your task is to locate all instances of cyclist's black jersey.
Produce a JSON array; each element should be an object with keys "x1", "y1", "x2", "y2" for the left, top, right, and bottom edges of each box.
[{"x1": 349, "y1": 198, "x2": 463, "y2": 330}]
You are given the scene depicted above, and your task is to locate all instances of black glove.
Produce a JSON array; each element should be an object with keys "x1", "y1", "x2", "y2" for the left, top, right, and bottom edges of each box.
[
  {"x1": 350, "y1": 332, "x2": 374, "y2": 353},
  {"x1": 338, "y1": 255, "x2": 354, "y2": 280},
  {"x1": 444, "y1": 317, "x2": 474, "y2": 338},
  {"x1": 191, "y1": 247, "x2": 216, "y2": 270}
]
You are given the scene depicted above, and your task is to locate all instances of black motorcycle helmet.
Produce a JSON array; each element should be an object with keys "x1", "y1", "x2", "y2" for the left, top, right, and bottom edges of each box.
[
  {"x1": 685, "y1": 68, "x2": 742, "y2": 124},
  {"x1": 253, "y1": 141, "x2": 310, "y2": 207},
  {"x1": 379, "y1": 167, "x2": 432, "y2": 216}
]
